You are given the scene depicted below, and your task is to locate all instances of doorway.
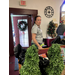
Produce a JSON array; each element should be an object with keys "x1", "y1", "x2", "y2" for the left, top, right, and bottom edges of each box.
[
  {"x1": 11, "y1": 15, "x2": 30, "y2": 47},
  {"x1": 9, "y1": 8, "x2": 38, "y2": 56}
]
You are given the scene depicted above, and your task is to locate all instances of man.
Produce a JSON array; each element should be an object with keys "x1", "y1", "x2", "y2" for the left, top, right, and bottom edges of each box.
[{"x1": 56, "y1": 20, "x2": 65, "y2": 36}]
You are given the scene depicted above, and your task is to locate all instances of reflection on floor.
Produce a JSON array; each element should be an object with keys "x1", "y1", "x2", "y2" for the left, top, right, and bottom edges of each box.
[{"x1": 9, "y1": 55, "x2": 19, "y2": 75}]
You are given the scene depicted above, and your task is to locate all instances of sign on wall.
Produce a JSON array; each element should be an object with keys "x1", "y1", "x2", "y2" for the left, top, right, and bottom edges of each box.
[
  {"x1": 44, "y1": 6, "x2": 54, "y2": 18},
  {"x1": 20, "y1": 0, "x2": 26, "y2": 6}
]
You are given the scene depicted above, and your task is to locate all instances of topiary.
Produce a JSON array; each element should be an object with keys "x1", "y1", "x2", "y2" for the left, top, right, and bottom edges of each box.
[
  {"x1": 20, "y1": 45, "x2": 41, "y2": 75},
  {"x1": 45, "y1": 43, "x2": 64, "y2": 75}
]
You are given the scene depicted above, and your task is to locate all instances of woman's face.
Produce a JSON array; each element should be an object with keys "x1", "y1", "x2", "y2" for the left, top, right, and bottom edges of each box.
[{"x1": 35, "y1": 17, "x2": 41, "y2": 26}]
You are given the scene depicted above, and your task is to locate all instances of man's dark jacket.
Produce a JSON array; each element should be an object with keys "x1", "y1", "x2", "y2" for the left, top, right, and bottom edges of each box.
[{"x1": 56, "y1": 24, "x2": 65, "y2": 35}]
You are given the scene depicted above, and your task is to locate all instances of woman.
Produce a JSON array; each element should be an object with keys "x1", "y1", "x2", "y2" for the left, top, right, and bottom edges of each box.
[{"x1": 31, "y1": 16, "x2": 43, "y2": 49}]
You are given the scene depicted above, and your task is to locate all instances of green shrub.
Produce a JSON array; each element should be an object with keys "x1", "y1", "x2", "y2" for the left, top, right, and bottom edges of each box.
[
  {"x1": 45, "y1": 44, "x2": 64, "y2": 75},
  {"x1": 20, "y1": 45, "x2": 41, "y2": 75},
  {"x1": 20, "y1": 44, "x2": 64, "y2": 75}
]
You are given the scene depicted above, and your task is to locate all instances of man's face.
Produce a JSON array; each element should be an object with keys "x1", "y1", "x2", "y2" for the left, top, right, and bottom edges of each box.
[
  {"x1": 62, "y1": 20, "x2": 65, "y2": 25},
  {"x1": 35, "y1": 17, "x2": 41, "y2": 26}
]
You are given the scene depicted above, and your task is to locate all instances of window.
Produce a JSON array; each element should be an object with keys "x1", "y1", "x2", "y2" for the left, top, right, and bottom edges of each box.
[
  {"x1": 60, "y1": 0, "x2": 65, "y2": 21},
  {"x1": 18, "y1": 19, "x2": 29, "y2": 47},
  {"x1": 62, "y1": 4, "x2": 65, "y2": 12}
]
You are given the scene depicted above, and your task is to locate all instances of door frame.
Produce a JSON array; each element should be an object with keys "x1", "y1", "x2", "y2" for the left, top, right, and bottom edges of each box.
[{"x1": 9, "y1": 8, "x2": 38, "y2": 56}]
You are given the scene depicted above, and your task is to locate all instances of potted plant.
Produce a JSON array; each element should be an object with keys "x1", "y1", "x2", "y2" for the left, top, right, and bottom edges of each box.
[
  {"x1": 20, "y1": 45, "x2": 41, "y2": 75},
  {"x1": 20, "y1": 44, "x2": 64, "y2": 75},
  {"x1": 45, "y1": 44, "x2": 64, "y2": 75}
]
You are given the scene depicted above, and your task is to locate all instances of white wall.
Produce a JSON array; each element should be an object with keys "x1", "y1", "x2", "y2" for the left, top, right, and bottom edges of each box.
[{"x1": 9, "y1": 0, "x2": 64, "y2": 38}]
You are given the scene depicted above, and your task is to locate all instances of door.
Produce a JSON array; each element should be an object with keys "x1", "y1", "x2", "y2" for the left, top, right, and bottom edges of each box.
[
  {"x1": 9, "y1": 8, "x2": 38, "y2": 56},
  {"x1": 12, "y1": 15, "x2": 31, "y2": 49}
]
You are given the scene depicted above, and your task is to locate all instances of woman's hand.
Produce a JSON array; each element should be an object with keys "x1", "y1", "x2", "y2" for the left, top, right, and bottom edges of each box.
[
  {"x1": 32, "y1": 33, "x2": 44, "y2": 50},
  {"x1": 38, "y1": 46, "x2": 43, "y2": 49}
]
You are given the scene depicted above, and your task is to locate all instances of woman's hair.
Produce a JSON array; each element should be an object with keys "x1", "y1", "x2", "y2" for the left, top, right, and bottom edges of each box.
[{"x1": 34, "y1": 15, "x2": 41, "y2": 24}]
